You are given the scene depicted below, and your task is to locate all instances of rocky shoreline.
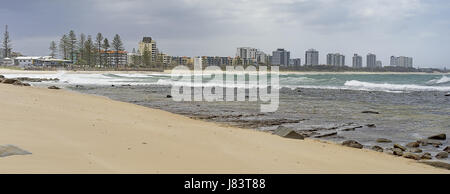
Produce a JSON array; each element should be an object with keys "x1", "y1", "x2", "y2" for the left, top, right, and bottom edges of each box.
[{"x1": 2, "y1": 75, "x2": 449, "y2": 170}]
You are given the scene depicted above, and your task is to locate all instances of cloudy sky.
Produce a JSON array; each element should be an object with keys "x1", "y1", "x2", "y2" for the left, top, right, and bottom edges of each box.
[{"x1": 1, "y1": 0, "x2": 449, "y2": 68}]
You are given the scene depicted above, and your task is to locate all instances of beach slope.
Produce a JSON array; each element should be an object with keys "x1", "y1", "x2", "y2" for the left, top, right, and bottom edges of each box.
[{"x1": 0, "y1": 84, "x2": 446, "y2": 173}]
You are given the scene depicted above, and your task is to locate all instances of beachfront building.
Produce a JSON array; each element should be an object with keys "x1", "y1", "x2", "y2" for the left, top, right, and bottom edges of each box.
[
  {"x1": 101, "y1": 50, "x2": 128, "y2": 67},
  {"x1": 236, "y1": 47, "x2": 268, "y2": 65},
  {"x1": 352, "y1": 54, "x2": 363, "y2": 68},
  {"x1": 289, "y1": 58, "x2": 302, "y2": 67},
  {"x1": 326, "y1": 53, "x2": 345, "y2": 67},
  {"x1": 366, "y1": 53, "x2": 377, "y2": 68},
  {"x1": 170, "y1": 56, "x2": 193, "y2": 67},
  {"x1": 390, "y1": 56, "x2": 413, "y2": 68},
  {"x1": 138, "y1": 37, "x2": 157, "y2": 62},
  {"x1": 201, "y1": 56, "x2": 233, "y2": 66},
  {"x1": 271, "y1": 48, "x2": 290, "y2": 66},
  {"x1": 305, "y1": 49, "x2": 319, "y2": 66},
  {"x1": 13, "y1": 56, "x2": 70, "y2": 68}
]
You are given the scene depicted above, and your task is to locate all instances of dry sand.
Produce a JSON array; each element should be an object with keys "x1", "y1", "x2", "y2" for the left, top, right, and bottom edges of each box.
[{"x1": 0, "y1": 84, "x2": 447, "y2": 173}]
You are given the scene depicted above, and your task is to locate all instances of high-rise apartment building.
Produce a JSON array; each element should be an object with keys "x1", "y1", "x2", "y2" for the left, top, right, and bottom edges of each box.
[
  {"x1": 305, "y1": 49, "x2": 319, "y2": 66},
  {"x1": 138, "y1": 37, "x2": 157, "y2": 62},
  {"x1": 390, "y1": 56, "x2": 413, "y2": 68},
  {"x1": 326, "y1": 53, "x2": 345, "y2": 66},
  {"x1": 352, "y1": 54, "x2": 363, "y2": 68},
  {"x1": 271, "y1": 48, "x2": 290, "y2": 66},
  {"x1": 366, "y1": 53, "x2": 377, "y2": 68}
]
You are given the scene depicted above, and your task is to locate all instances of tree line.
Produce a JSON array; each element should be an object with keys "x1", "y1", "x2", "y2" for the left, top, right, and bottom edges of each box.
[
  {"x1": 51, "y1": 30, "x2": 124, "y2": 68},
  {"x1": 2, "y1": 24, "x2": 12, "y2": 58}
]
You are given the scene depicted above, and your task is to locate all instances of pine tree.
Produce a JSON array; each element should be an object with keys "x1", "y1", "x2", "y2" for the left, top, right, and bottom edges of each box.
[
  {"x1": 2, "y1": 24, "x2": 12, "y2": 58},
  {"x1": 84, "y1": 35, "x2": 95, "y2": 67},
  {"x1": 59, "y1": 34, "x2": 69, "y2": 60},
  {"x1": 95, "y1": 33, "x2": 103, "y2": 66},
  {"x1": 143, "y1": 45, "x2": 151, "y2": 67},
  {"x1": 68, "y1": 30, "x2": 77, "y2": 62},
  {"x1": 102, "y1": 38, "x2": 110, "y2": 67},
  {"x1": 49, "y1": 41, "x2": 57, "y2": 58},
  {"x1": 112, "y1": 34, "x2": 124, "y2": 68},
  {"x1": 78, "y1": 33, "x2": 86, "y2": 64}
]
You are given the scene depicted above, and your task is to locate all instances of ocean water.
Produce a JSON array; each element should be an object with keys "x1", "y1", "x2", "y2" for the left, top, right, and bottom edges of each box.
[
  {"x1": 4, "y1": 72, "x2": 450, "y2": 163},
  {"x1": 5, "y1": 72, "x2": 450, "y2": 92}
]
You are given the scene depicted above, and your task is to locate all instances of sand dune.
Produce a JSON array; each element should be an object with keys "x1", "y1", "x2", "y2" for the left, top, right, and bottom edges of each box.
[{"x1": 0, "y1": 84, "x2": 447, "y2": 173}]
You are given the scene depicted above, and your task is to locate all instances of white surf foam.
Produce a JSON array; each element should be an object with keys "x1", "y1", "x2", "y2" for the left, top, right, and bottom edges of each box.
[{"x1": 344, "y1": 80, "x2": 450, "y2": 92}]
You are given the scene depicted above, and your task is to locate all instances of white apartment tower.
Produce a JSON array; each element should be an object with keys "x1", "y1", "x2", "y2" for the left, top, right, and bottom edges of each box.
[{"x1": 305, "y1": 49, "x2": 319, "y2": 66}]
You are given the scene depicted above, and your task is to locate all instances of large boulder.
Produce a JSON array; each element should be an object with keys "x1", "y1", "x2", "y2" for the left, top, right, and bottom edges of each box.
[
  {"x1": 48, "y1": 86, "x2": 60, "y2": 90},
  {"x1": 371, "y1": 145, "x2": 383, "y2": 152},
  {"x1": 427, "y1": 133, "x2": 446, "y2": 140},
  {"x1": 0, "y1": 75, "x2": 4, "y2": 78},
  {"x1": 403, "y1": 153, "x2": 421, "y2": 160},
  {"x1": 342, "y1": 140, "x2": 363, "y2": 149},
  {"x1": 406, "y1": 142, "x2": 420, "y2": 148},
  {"x1": 376, "y1": 138, "x2": 392, "y2": 143},
  {"x1": 417, "y1": 139, "x2": 442, "y2": 147},
  {"x1": 0, "y1": 145, "x2": 32, "y2": 157},
  {"x1": 393, "y1": 148, "x2": 403, "y2": 156},
  {"x1": 393, "y1": 144, "x2": 407, "y2": 151},
  {"x1": 444, "y1": 146, "x2": 449, "y2": 153},
  {"x1": 2, "y1": 78, "x2": 18, "y2": 84},
  {"x1": 273, "y1": 127, "x2": 304, "y2": 140},
  {"x1": 435, "y1": 152, "x2": 448, "y2": 159},
  {"x1": 420, "y1": 153, "x2": 432, "y2": 160}
]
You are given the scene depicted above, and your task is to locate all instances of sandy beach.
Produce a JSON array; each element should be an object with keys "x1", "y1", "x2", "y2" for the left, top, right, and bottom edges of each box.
[{"x1": 0, "y1": 83, "x2": 448, "y2": 174}]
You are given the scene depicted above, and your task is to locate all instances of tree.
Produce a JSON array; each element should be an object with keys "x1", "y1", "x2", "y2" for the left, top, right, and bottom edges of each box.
[
  {"x1": 2, "y1": 24, "x2": 12, "y2": 58},
  {"x1": 59, "y1": 34, "x2": 69, "y2": 60},
  {"x1": 95, "y1": 33, "x2": 103, "y2": 66},
  {"x1": 49, "y1": 41, "x2": 57, "y2": 58},
  {"x1": 78, "y1": 33, "x2": 86, "y2": 64},
  {"x1": 112, "y1": 34, "x2": 124, "y2": 68},
  {"x1": 68, "y1": 30, "x2": 77, "y2": 62},
  {"x1": 84, "y1": 35, "x2": 95, "y2": 67},
  {"x1": 143, "y1": 45, "x2": 151, "y2": 67},
  {"x1": 102, "y1": 38, "x2": 110, "y2": 67}
]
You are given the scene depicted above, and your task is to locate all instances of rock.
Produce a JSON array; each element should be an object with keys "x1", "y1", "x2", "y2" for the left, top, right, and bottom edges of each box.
[
  {"x1": 435, "y1": 152, "x2": 448, "y2": 159},
  {"x1": 0, "y1": 75, "x2": 4, "y2": 78},
  {"x1": 421, "y1": 153, "x2": 432, "y2": 160},
  {"x1": 2, "y1": 78, "x2": 18, "y2": 84},
  {"x1": 417, "y1": 139, "x2": 442, "y2": 146},
  {"x1": 48, "y1": 86, "x2": 60, "y2": 90},
  {"x1": 427, "y1": 133, "x2": 446, "y2": 140},
  {"x1": 314, "y1": 132, "x2": 338, "y2": 138},
  {"x1": 409, "y1": 148, "x2": 422, "y2": 153},
  {"x1": 445, "y1": 93, "x2": 450, "y2": 97},
  {"x1": 366, "y1": 124, "x2": 376, "y2": 128},
  {"x1": 393, "y1": 144, "x2": 407, "y2": 151},
  {"x1": 403, "y1": 152, "x2": 421, "y2": 160},
  {"x1": 376, "y1": 138, "x2": 392, "y2": 143},
  {"x1": 444, "y1": 146, "x2": 449, "y2": 153},
  {"x1": 393, "y1": 148, "x2": 403, "y2": 156},
  {"x1": 361, "y1": 111, "x2": 380, "y2": 114},
  {"x1": 342, "y1": 140, "x2": 363, "y2": 149},
  {"x1": 420, "y1": 161, "x2": 450, "y2": 170},
  {"x1": 406, "y1": 142, "x2": 420, "y2": 148},
  {"x1": 0, "y1": 145, "x2": 32, "y2": 157},
  {"x1": 272, "y1": 127, "x2": 304, "y2": 140},
  {"x1": 371, "y1": 145, "x2": 383, "y2": 152},
  {"x1": 75, "y1": 85, "x2": 84, "y2": 88},
  {"x1": 166, "y1": 95, "x2": 172, "y2": 98}
]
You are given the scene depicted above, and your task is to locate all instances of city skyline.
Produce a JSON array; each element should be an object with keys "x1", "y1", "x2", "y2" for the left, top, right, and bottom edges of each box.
[{"x1": 1, "y1": 0, "x2": 450, "y2": 68}]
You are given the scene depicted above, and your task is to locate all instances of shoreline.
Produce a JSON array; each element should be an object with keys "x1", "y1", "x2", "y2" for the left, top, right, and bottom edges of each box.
[{"x1": 0, "y1": 83, "x2": 448, "y2": 173}]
